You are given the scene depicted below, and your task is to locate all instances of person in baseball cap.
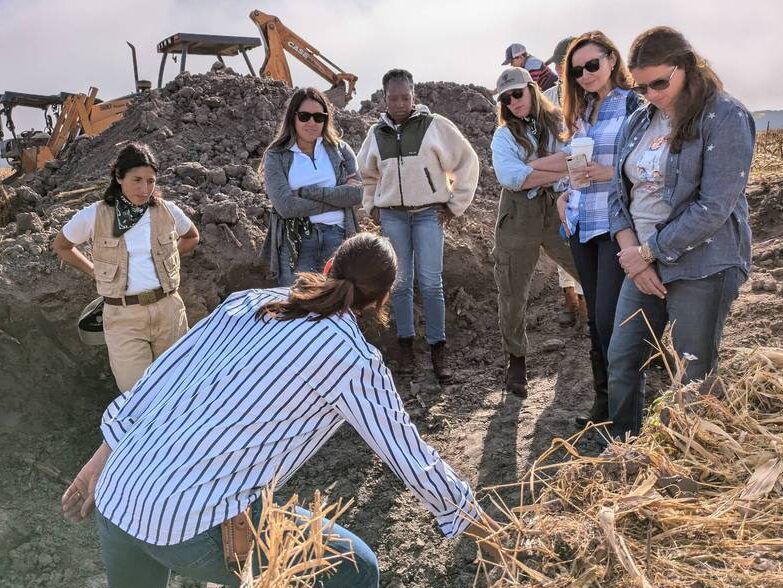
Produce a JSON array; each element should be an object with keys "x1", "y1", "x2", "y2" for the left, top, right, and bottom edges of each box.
[
  {"x1": 501, "y1": 43, "x2": 528, "y2": 66},
  {"x1": 546, "y1": 36, "x2": 576, "y2": 68},
  {"x1": 494, "y1": 66, "x2": 534, "y2": 95},
  {"x1": 490, "y1": 66, "x2": 579, "y2": 398},
  {"x1": 500, "y1": 43, "x2": 559, "y2": 90}
]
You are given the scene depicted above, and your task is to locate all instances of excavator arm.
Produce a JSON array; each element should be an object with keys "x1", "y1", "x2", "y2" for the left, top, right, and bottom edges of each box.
[{"x1": 249, "y1": 10, "x2": 357, "y2": 108}]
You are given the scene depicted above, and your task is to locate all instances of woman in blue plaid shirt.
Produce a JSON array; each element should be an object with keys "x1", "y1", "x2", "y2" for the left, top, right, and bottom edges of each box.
[{"x1": 555, "y1": 31, "x2": 642, "y2": 428}]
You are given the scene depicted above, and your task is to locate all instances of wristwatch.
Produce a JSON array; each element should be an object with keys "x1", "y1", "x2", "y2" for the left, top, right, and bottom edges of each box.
[{"x1": 638, "y1": 243, "x2": 656, "y2": 264}]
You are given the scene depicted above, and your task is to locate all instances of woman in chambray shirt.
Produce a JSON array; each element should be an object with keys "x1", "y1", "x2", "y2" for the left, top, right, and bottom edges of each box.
[
  {"x1": 608, "y1": 27, "x2": 754, "y2": 438},
  {"x1": 556, "y1": 31, "x2": 642, "y2": 428},
  {"x1": 490, "y1": 67, "x2": 579, "y2": 397}
]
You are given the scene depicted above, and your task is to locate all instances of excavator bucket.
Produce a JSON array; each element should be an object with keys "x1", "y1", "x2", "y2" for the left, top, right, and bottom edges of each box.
[
  {"x1": 249, "y1": 10, "x2": 358, "y2": 108},
  {"x1": 324, "y1": 84, "x2": 349, "y2": 109}
]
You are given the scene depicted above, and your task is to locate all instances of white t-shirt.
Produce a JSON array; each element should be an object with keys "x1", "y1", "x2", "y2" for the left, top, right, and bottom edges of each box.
[
  {"x1": 288, "y1": 138, "x2": 343, "y2": 227},
  {"x1": 63, "y1": 201, "x2": 193, "y2": 295}
]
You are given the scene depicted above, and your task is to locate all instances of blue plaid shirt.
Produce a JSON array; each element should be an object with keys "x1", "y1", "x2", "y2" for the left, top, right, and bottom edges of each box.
[{"x1": 565, "y1": 88, "x2": 638, "y2": 243}]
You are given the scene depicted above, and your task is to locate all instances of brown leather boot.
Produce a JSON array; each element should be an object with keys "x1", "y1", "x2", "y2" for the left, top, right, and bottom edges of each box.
[
  {"x1": 505, "y1": 354, "x2": 528, "y2": 398},
  {"x1": 398, "y1": 337, "x2": 415, "y2": 376},
  {"x1": 558, "y1": 287, "x2": 578, "y2": 326},
  {"x1": 430, "y1": 342, "x2": 454, "y2": 384}
]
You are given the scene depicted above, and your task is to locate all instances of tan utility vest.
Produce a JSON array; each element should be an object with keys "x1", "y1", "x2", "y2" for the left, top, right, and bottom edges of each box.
[{"x1": 92, "y1": 201, "x2": 181, "y2": 298}]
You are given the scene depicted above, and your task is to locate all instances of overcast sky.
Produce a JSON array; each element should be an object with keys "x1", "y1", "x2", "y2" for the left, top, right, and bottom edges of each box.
[{"x1": 1, "y1": 0, "x2": 781, "y2": 138}]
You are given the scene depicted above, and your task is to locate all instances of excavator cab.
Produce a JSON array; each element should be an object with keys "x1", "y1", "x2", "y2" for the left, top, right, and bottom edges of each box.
[
  {"x1": 1, "y1": 88, "x2": 131, "y2": 176},
  {"x1": 154, "y1": 33, "x2": 261, "y2": 88},
  {"x1": 250, "y1": 10, "x2": 357, "y2": 108},
  {"x1": 0, "y1": 91, "x2": 65, "y2": 173}
]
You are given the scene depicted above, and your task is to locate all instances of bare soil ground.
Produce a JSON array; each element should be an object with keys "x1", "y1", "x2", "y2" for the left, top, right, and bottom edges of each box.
[{"x1": 1, "y1": 74, "x2": 781, "y2": 586}]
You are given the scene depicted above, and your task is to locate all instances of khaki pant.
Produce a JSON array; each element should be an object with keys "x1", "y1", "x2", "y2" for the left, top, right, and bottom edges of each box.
[
  {"x1": 557, "y1": 265, "x2": 583, "y2": 294},
  {"x1": 493, "y1": 188, "x2": 578, "y2": 357},
  {"x1": 103, "y1": 292, "x2": 188, "y2": 392}
]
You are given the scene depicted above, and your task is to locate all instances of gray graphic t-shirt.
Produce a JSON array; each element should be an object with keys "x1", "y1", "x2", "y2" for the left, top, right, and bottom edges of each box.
[{"x1": 624, "y1": 110, "x2": 673, "y2": 244}]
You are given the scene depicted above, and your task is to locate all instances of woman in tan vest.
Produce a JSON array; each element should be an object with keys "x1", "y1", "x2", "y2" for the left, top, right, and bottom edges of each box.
[{"x1": 53, "y1": 143, "x2": 199, "y2": 392}]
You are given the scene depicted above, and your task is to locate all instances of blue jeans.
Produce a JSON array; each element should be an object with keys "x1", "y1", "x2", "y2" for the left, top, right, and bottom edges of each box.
[
  {"x1": 607, "y1": 267, "x2": 743, "y2": 437},
  {"x1": 95, "y1": 502, "x2": 379, "y2": 588},
  {"x1": 379, "y1": 207, "x2": 446, "y2": 344},
  {"x1": 278, "y1": 223, "x2": 346, "y2": 287}
]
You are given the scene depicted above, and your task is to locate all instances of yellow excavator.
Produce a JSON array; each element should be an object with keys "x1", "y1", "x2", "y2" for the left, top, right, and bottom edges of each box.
[
  {"x1": 250, "y1": 10, "x2": 358, "y2": 108},
  {"x1": 0, "y1": 89, "x2": 131, "y2": 178}
]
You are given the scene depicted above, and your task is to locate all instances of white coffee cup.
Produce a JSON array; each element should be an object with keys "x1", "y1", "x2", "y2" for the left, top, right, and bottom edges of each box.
[{"x1": 570, "y1": 137, "x2": 594, "y2": 162}]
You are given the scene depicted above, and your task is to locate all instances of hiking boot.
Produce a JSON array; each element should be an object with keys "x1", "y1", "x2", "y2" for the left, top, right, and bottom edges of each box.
[
  {"x1": 398, "y1": 337, "x2": 415, "y2": 376},
  {"x1": 558, "y1": 287, "x2": 579, "y2": 326},
  {"x1": 430, "y1": 341, "x2": 454, "y2": 384},
  {"x1": 575, "y1": 350, "x2": 609, "y2": 427},
  {"x1": 505, "y1": 354, "x2": 528, "y2": 398}
]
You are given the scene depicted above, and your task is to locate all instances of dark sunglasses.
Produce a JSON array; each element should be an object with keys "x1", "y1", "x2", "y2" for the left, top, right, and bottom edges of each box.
[
  {"x1": 499, "y1": 89, "x2": 526, "y2": 105},
  {"x1": 569, "y1": 55, "x2": 605, "y2": 78},
  {"x1": 296, "y1": 111, "x2": 328, "y2": 123},
  {"x1": 631, "y1": 66, "x2": 678, "y2": 95}
]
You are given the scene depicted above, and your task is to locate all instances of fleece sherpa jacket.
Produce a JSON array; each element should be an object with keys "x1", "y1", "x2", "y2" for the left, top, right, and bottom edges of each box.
[{"x1": 357, "y1": 104, "x2": 479, "y2": 216}]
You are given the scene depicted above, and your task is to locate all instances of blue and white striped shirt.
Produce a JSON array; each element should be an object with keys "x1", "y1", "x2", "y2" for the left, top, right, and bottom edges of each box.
[
  {"x1": 94, "y1": 288, "x2": 478, "y2": 545},
  {"x1": 565, "y1": 88, "x2": 637, "y2": 242}
]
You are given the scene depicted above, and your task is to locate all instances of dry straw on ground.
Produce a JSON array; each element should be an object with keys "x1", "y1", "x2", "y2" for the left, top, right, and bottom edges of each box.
[
  {"x1": 753, "y1": 129, "x2": 783, "y2": 180},
  {"x1": 469, "y1": 337, "x2": 783, "y2": 587},
  {"x1": 236, "y1": 487, "x2": 355, "y2": 588}
]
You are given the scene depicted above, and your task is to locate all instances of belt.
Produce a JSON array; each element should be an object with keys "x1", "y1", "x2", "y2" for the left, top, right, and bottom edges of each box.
[
  {"x1": 103, "y1": 288, "x2": 175, "y2": 307},
  {"x1": 385, "y1": 204, "x2": 435, "y2": 213}
]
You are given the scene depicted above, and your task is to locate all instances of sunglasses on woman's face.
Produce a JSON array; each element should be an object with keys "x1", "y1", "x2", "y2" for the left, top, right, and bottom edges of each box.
[
  {"x1": 569, "y1": 55, "x2": 605, "y2": 79},
  {"x1": 631, "y1": 66, "x2": 678, "y2": 95},
  {"x1": 296, "y1": 111, "x2": 328, "y2": 123},
  {"x1": 499, "y1": 89, "x2": 526, "y2": 105}
]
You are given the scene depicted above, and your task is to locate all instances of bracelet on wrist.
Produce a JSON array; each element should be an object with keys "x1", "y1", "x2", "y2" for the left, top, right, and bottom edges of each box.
[{"x1": 638, "y1": 243, "x2": 655, "y2": 264}]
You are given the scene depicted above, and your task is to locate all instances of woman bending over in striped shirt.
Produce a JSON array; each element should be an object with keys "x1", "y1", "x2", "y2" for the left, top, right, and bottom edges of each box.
[{"x1": 61, "y1": 233, "x2": 498, "y2": 587}]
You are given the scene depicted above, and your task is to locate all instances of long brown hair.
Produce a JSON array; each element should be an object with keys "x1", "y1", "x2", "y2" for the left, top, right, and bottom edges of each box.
[
  {"x1": 103, "y1": 143, "x2": 161, "y2": 206},
  {"x1": 258, "y1": 233, "x2": 397, "y2": 323},
  {"x1": 628, "y1": 26, "x2": 723, "y2": 153},
  {"x1": 561, "y1": 31, "x2": 633, "y2": 140},
  {"x1": 267, "y1": 87, "x2": 341, "y2": 151},
  {"x1": 497, "y1": 84, "x2": 563, "y2": 158}
]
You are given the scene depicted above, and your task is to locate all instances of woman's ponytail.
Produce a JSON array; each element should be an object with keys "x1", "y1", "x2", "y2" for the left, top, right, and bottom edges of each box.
[
  {"x1": 258, "y1": 274, "x2": 357, "y2": 321},
  {"x1": 258, "y1": 234, "x2": 397, "y2": 323}
]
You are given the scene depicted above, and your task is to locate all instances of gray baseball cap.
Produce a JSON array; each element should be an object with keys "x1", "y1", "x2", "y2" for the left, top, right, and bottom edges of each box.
[
  {"x1": 501, "y1": 43, "x2": 527, "y2": 66},
  {"x1": 495, "y1": 67, "x2": 534, "y2": 96},
  {"x1": 546, "y1": 36, "x2": 575, "y2": 66}
]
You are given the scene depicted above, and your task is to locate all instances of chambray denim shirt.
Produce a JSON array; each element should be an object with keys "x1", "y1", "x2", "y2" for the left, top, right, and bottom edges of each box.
[
  {"x1": 491, "y1": 125, "x2": 566, "y2": 199},
  {"x1": 609, "y1": 92, "x2": 755, "y2": 284}
]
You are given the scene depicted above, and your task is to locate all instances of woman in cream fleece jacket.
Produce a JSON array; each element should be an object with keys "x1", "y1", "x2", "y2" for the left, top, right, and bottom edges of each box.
[
  {"x1": 357, "y1": 68, "x2": 479, "y2": 384},
  {"x1": 358, "y1": 105, "x2": 479, "y2": 216}
]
